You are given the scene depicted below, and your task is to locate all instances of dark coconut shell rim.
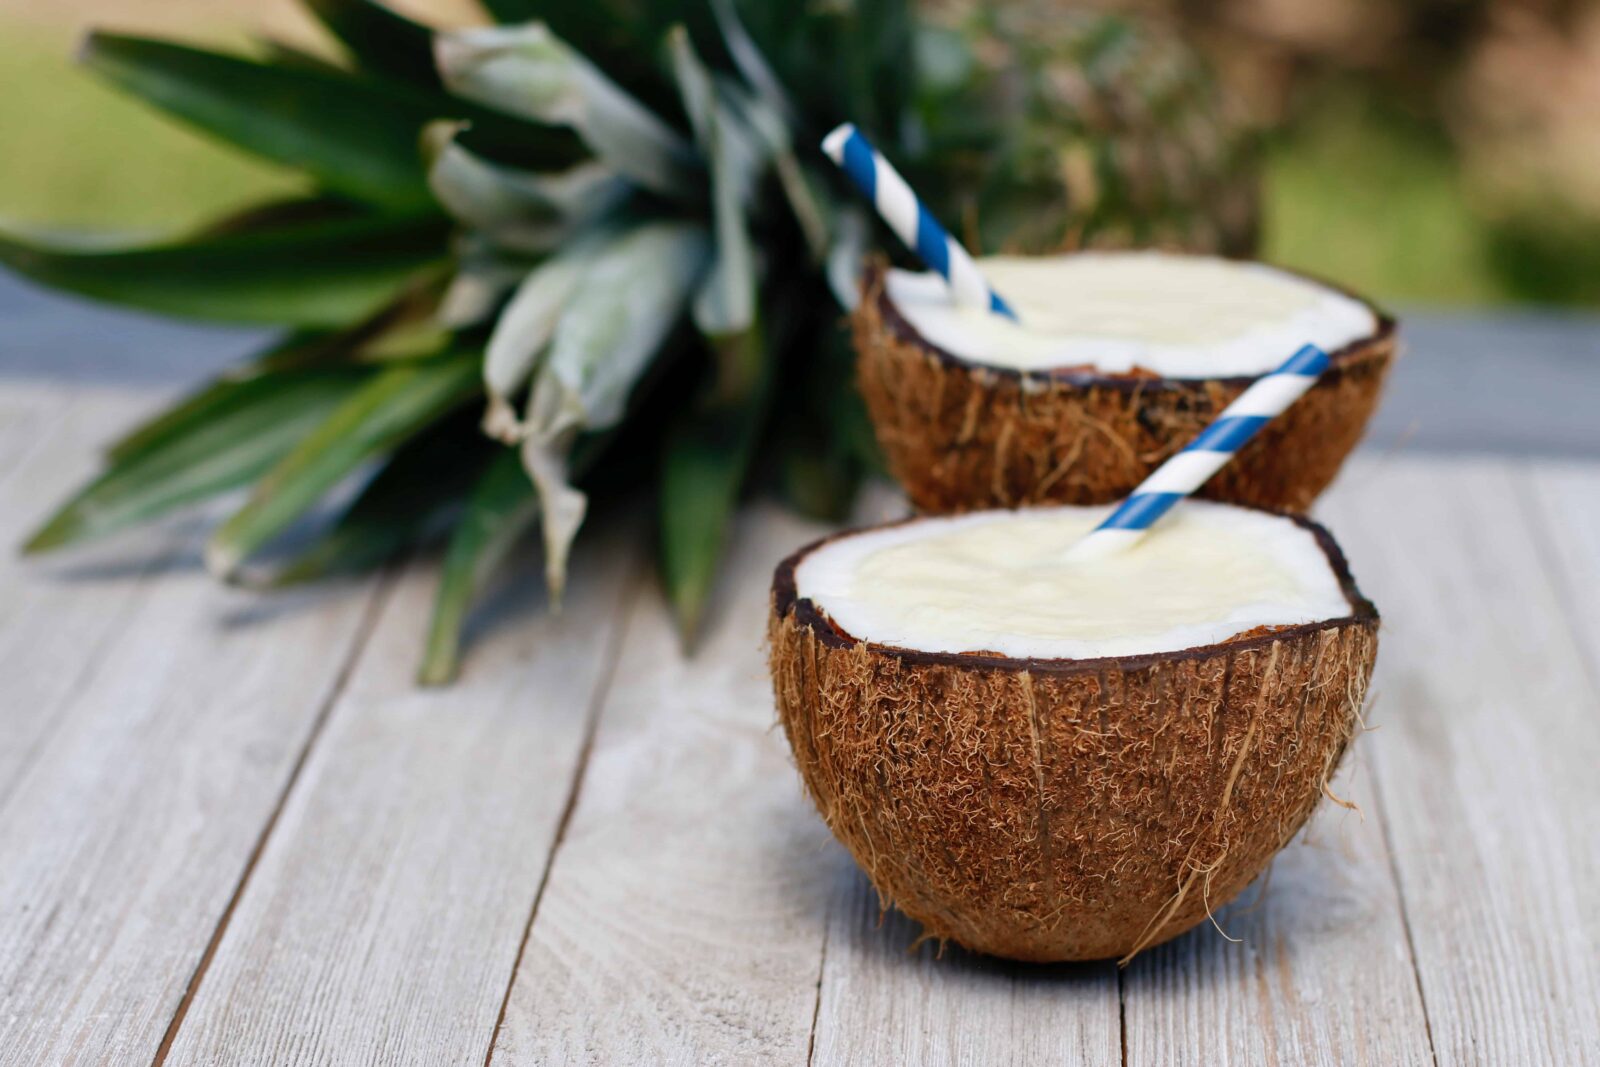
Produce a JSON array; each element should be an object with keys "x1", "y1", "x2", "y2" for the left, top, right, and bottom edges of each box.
[
  {"x1": 865, "y1": 260, "x2": 1397, "y2": 392},
  {"x1": 772, "y1": 507, "x2": 1379, "y2": 676}
]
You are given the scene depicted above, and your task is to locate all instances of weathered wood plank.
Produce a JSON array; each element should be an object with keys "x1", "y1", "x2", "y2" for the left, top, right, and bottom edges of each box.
[
  {"x1": 490, "y1": 507, "x2": 839, "y2": 1067},
  {"x1": 1321, "y1": 456, "x2": 1600, "y2": 1066},
  {"x1": 160, "y1": 525, "x2": 641, "y2": 1067},
  {"x1": 1525, "y1": 459, "x2": 1600, "y2": 676},
  {"x1": 1121, "y1": 761, "x2": 1432, "y2": 1066},
  {"x1": 0, "y1": 387, "x2": 198, "y2": 796},
  {"x1": 0, "y1": 382, "x2": 66, "y2": 483},
  {"x1": 0, "y1": 388, "x2": 385, "y2": 1064},
  {"x1": 812, "y1": 874, "x2": 1121, "y2": 1066}
]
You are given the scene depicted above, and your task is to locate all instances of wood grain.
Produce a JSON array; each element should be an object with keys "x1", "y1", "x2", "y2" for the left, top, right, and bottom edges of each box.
[
  {"x1": 160, "y1": 525, "x2": 642, "y2": 1067},
  {"x1": 1321, "y1": 456, "x2": 1600, "y2": 1066},
  {"x1": 0, "y1": 388, "x2": 181, "y2": 796},
  {"x1": 1121, "y1": 762, "x2": 1433, "y2": 1066},
  {"x1": 0, "y1": 479, "x2": 384, "y2": 1063},
  {"x1": 811, "y1": 873, "x2": 1120, "y2": 1067},
  {"x1": 489, "y1": 507, "x2": 840, "y2": 1067},
  {"x1": 2, "y1": 369, "x2": 1597, "y2": 1065},
  {"x1": 1525, "y1": 459, "x2": 1600, "y2": 683}
]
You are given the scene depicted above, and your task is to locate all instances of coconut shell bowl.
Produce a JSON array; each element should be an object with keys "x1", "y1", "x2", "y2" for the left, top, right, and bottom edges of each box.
[
  {"x1": 852, "y1": 263, "x2": 1395, "y2": 515},
  {"x1": 767, "y1": 505, "x2": 1378, "y2": 964}
]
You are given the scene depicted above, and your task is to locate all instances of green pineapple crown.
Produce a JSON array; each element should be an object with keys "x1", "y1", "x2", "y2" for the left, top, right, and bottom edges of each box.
[{"x1": 4, "y1": 0, "x2": 1256, "y2": 684}]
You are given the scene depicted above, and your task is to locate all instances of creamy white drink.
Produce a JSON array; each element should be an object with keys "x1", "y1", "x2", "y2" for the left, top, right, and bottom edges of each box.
[
  {"x1": 885, "y1": 251, "x2": 1377, "y2": 379},
  {"x1": 794, "y1": 501, "x2": 1353, "y2": 660}
]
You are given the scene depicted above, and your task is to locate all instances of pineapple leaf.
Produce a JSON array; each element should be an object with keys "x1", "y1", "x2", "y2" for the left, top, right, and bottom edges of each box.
[
  {"x1": 109, "y1": 270, "x2": 452, "y2": 465},
  {"x1": 435, "y1": 24, "x2": 698, "y2": 199},
  {"x1": 256, "y1": 38, "x2": 352, "y2": 76},
  {"x1": 480, "y1": 232, "x2": 608, "y2": 441},
  {"x1": 708, "y1": 0, "x2": 795, "y2": 126},
  {"x1": 206, "y1": 352, "x2": 482, "y2": 579},
  {"x1": 426, "y1": 125, "x2": 629, "y2": 253},
  {"x1": 22, "y1": 369, "x2": 370, "y2": 554},
  {"x1": 473, "y1": 0, "x2": 681, "y2": 103},
  {"x1": 418, "y1": 448, "x2": 538, "y2": 686},
  {"x1": 195, "y1": 194, "x2": 360, "y2": 237},
  {"x1": 826, "y1": 206, "x2": 869, "y2": 310},
  {"x1": 102, "y1": 333, "x2": 332, "y2": 465},
  {"x1": 300, "y1": 0, "x2": 441, "y2": 89},
  {"x1": 777, "y1": 437, "x2": 863, "y2": 522},
  {"x1": 527, "y1": 223, "x2": 709, "y2": 438},
  {"x1": 261, "y1": 417, "x2": 490, "y2": 587},
  {"x1": 519, "y1": 222, "x2": 709, "y2": 598},
  {"x1": 436, "y1": 234, "x2": 531, "y2": 328},
  {"x1": 658, "y1": 327, "x2": 770, "y2": 647},
  {"x1": 0, "y1": 213, "x2": 449, "y2": 327},
  {"x1": 80, "y1": 32, "x2": 439, "y2": 211},
  {"x1": 719, "y1": 82, "x2": 830, "y2": 261},
  {"x1": 669, "y1": 28, "x2": 758, "y2": 340}
]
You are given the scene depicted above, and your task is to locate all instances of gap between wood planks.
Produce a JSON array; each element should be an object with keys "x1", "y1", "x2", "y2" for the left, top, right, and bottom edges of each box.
[
  {"x1": 480, "y1": 558, "x2": 645, "y2": 1067},
  {"x1": 148, "y1": 565, "x2": 402, "y2": 1067},
  {"x1": 803, "y1": 883, "x2": 833, "y2": 1067},
  {"x1": 1370, "y1": 764, "x2": 1441, "y2": 1067}
]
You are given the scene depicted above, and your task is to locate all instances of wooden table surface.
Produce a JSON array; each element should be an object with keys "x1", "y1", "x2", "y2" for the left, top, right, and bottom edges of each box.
[{"x1": 2, "y1": 281, "x2": 1598, "y2": 1065}]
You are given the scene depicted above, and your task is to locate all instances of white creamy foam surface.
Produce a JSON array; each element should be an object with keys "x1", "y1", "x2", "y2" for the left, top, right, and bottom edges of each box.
[
  {"x1": 885, "y1": 251, "x2": 1378, "y2": 378},
  {"x1": 794, "y1": 501, "x2": 1353, "y2": 661}
]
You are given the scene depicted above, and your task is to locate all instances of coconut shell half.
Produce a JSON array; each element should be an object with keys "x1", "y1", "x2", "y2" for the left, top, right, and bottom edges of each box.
[
  {"x1": 768, "y1": 513, "x2": 1378, "y2": 963},
  {"x1": 853, "y1": 265, "x2": 1396, "y2": 514}
]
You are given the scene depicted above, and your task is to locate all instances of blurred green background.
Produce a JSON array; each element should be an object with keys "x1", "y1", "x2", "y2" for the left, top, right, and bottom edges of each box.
[{"x1": 3, "y1": 0, "x2": 1597, "y2": 307}]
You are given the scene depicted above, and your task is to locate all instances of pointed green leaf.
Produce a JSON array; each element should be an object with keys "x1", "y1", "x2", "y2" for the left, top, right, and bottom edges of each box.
[
  {"x1": 709, "y1": 0, "x2": 794, "y2": 123},
  {"x1": 670, "y1": 30, "x2": 759, "y2": 344},
  {"x1": 528, "y1": 222, "x2": 709, "y2": 437},
  {"x1": 196, "y1": 194, "x2": 361, "y2": 237},
  {"x1": 435, "y1": 24, "x2": 698, "y2": 198},
  {"x1": 418, "y1": 448, "x2": 538, "y2": 686},
  {"x1": 23, "y1": 369, "x2": 369, "y2": 554},
  {"x1": 773, "y1": 320, "x2": 870, "y2": 520},
  {"x1": 777, "y1": 439, "x2": 863, "y2": 523},
  {"x1": 513, "y1": 222, "x2": 708, "y2": 598},
  {"x1": 718, "y1": 82, "x2": 830, "y2": 260},
  {"x1": 658, "y1": 355, "x2": 769, "y2": 647},
  {"x1": 108, "y1": 274, "x2": 450, "y2": 467},
  {"x1": 480, "y1": 231, "x2": 613, "y2": 440},
  {"x1": 473, "y1": 0, "x2": 681, "y2": 102},
  {"x1": 255, "y1": 38, "x2": 353, "y2": 76},
  {"x1": 104, "y1": 281, "x2": 446, "y2": 473},
  {"x1": 826, "y1": 206, "x2": 869, "y2": 310},
  {"x1": 436, "y1": 234, "x2": 531, "y2": 328},
  {"x1": 301, "y1": 0, "x2": 441, "y2": 88},
  {"x1": 80, "y1": 32, "x2": 438, "y2": 209},
  {"x1": 427, "y1": 126, "x2": 628, "y2": 253},
  {"x1": 518, "y1": 433, "x2": 587, "y2": 606},
  {"x1": 0, "y1": 213, "x2": 449, "y2": 326},
  {"x1": 474, "y1": 0, "x2": 540, "y2": 23},
  {"x1": 206, "y1": 353, "x2": 482, "y2": 578},
  {"x1": 103, "y1": 335, "x2": 332, "y2": 465},
  {"x1": 263, "y1": 418, "x2": 490, "y2": 586}
]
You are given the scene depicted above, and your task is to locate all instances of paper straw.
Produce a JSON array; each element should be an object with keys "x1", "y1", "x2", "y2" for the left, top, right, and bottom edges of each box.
[
  {"x1": 1066, "y1": 343, "x2": 1332, "y2": 561},
  {"x1": 821, "y1": 122, "x2": 1018, "y2": 320}
]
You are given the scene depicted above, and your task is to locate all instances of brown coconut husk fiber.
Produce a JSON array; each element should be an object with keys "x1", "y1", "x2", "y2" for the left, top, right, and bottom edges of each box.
[
  {"x1": 768, "y1": 514, "x2": 1379, "y2": 963},
  {"x1": 852, "y1": 265, "x2": 1396, "y2": 515}
]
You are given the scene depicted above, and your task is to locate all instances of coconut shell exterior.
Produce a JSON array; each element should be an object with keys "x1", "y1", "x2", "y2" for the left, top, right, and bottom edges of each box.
[
  {"x1": 852, "y1": 267, "x2": 1396, "y2": 514},
  {"x1": 768, "y1": 514, "x2": 1378, "y2": 962}
]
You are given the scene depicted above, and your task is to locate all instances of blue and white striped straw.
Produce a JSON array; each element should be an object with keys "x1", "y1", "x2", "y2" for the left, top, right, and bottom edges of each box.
[
  {"x1": 1067, "y1": 343, "x2": 1332, "y2": 561},
  {"x1": 822, "y1": 122, "x2": 1018, "y2": 320}
]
